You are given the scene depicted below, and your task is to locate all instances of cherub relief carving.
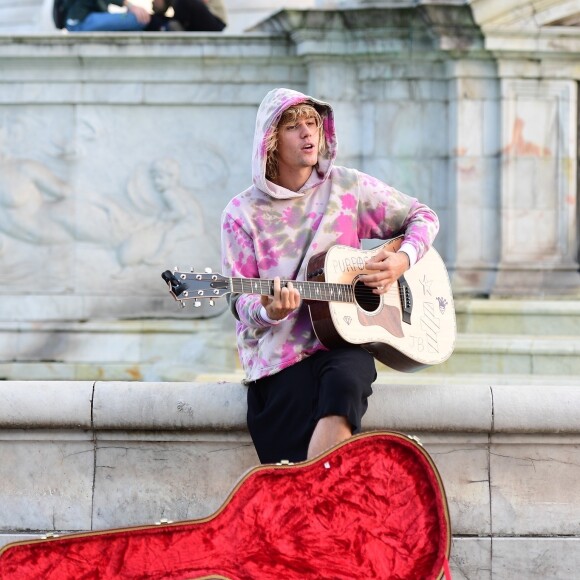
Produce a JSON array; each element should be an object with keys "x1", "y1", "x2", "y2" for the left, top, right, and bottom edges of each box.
[
  {"x1": 119, "y1": 156, "x2": 210, "y2": 270},
  {"x1": 0, "y1": 111, "x2": 226, "y2": 294},
  {"x1": 0, "y1": 123, "x2": 76, "y2": 287},
  {"x1": 0, "y1": 154, "x2": 73, "y2": 246}
]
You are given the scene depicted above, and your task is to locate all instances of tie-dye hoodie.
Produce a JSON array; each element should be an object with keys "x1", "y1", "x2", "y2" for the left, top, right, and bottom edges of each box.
[{"x1": 221, "y1": 88, "x2": 439, "y2": 382}]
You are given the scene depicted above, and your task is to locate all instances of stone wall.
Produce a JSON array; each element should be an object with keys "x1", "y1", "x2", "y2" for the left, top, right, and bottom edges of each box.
[
  {"x1": 0, "y1": 1, "x2": 579, "y2": 380},
  {"x1": 1, "y1": 379, "x2": 580, "y2": 578}
]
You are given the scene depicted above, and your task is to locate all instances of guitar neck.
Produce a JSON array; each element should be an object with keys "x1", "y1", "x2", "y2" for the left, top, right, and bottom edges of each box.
[{"x1": 231, "y1": 277, "x2": 355, "y2": 303}]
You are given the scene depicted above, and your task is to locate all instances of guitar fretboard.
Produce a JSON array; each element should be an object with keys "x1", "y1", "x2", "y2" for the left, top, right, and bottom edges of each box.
[{"x1": 230, "y1": 278, "x2": 356, "y2": 304}]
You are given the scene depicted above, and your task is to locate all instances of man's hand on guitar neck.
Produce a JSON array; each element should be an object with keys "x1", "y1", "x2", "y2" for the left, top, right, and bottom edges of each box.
[
  {"x1": 260, "y1": 277, "x2": 301, "y2": 322},
  {"x1": 361, "y1": 250, "x2": 411, "y2": 295}
]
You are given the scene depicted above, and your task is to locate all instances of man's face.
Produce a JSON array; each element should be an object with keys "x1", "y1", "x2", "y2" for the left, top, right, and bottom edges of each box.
[{"x1": 276, "y1": 115, "x2": 320, "y2": 175}]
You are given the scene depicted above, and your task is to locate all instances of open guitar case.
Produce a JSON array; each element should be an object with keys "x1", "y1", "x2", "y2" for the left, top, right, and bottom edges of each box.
[{"x1": 0, "y1": 431, "x2": 452, "y2": 579}]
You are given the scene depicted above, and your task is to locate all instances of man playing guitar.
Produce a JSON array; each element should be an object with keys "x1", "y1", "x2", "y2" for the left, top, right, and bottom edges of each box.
[{"x1": 220, "y1": 88, "x2": 439, "y2": 464}]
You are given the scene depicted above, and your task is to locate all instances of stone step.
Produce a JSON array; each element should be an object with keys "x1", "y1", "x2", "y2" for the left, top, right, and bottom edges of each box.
[
  {"x1": 455, "y1": 299, "x2": 580, "y2": 336},
  {"x1": 0, "y1": 305, "x2": 578, "y2": 381},
  {"x1": 372, "y1": 372, "x2": 580, "y2": 386},
  {"x1": 193, "y1": 370, "x2": 580, "y2": 388},
  {"x1": 375, "y1": 333, "x2": 580, "y2": 376},
  {"x1": 1, "y1": 332, "x2": 578, "y2": 380}
]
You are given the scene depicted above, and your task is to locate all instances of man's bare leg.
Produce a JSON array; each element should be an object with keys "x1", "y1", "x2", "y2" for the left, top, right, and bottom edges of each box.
[{"x1": 307, "y1": 415, "x2": 351, "y2": 459}]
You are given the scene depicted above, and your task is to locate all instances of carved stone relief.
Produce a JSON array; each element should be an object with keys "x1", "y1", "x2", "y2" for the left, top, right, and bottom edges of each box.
[
  {"x1": 0, "y1": 116, "x2": 74, "y2": 290},
  {"x1": 0, "y1": 109, "x2": 227, "y2": 302}
]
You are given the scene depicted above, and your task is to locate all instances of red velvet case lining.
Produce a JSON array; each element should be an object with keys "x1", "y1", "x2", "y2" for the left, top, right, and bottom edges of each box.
[{"x1": 0, "y1": 431, "x2": 451, "y2": 579}]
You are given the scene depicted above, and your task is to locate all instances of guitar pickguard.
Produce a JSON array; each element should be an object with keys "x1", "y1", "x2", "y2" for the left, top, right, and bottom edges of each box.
[{"x1": 357, "y1": 304, "x2": 404, "y2": 338}]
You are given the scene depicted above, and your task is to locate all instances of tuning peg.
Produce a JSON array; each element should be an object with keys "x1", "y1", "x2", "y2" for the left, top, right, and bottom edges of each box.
[
  {"x1": 204, "y1": 267, "x2": 213, "y2": 273},
  {"x1": 190, "y1": 267, "x2": 195, "y2": 272},
  {"x1": 194, "y1": 300, "x2": 201, "y2": 308},
  {"x1": 209, "y1": 299, "x2": 215, "y2": 306},
  {"x1": 173, "y1": 266, "x2": 180, "y2": 271},
  {"x1": 179, "y1": 301, "x2": 186, "y2": 309}
]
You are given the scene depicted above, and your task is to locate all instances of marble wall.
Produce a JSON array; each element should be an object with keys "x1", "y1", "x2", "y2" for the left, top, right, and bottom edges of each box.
[
  {"x1": 1, "y1": 379, "x2": 580, "y2": 578},
  {"x1": 0, "y1": 1, "x2": 579, "y2": 380}
]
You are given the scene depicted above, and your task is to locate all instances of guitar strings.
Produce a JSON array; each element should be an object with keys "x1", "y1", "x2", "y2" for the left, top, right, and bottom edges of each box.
[{"x1": 232, "y1": 278, "x2": 408, "y2": 303}]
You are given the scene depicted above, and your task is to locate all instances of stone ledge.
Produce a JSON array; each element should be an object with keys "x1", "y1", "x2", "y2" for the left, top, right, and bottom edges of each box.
[
  {"x1": 0, "y1": 33, "x2": 287, "y2": 53},
  {"x1": 94, "y1": 381, "x2": 247, "y2": 431},
  {"x1": 492, "y1": 384, "x2": 580, "y2": 432},
  {"x1": 1, "y1": 381, "x2": 580, "y2": 433},
  {"x1": 0, "y1": 381, "x2": 94, "y2": 429}
]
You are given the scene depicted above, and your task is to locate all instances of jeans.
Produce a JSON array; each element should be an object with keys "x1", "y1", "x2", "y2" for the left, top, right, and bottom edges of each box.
[{"x1": 66, "y1": 12, "x2": 146, "y2": 32}]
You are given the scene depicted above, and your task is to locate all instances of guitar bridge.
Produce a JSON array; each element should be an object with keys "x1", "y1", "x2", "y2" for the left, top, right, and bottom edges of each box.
[{"x1": 398, "y1": 275, "x2": 413, "y2": 325}]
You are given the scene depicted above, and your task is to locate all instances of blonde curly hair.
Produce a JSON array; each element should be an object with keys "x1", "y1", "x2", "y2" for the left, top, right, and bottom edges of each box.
[{"x1": 265, "y1": 104, "x2": 327, "y2": 182}]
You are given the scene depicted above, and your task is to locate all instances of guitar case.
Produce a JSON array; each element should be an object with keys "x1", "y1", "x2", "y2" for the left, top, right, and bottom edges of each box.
[{"x1": 0, "y1": 431, "x2": 452, "y2": 579}]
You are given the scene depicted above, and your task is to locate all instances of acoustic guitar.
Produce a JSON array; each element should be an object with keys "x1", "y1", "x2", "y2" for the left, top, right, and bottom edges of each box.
[
  {"x1": 0, "y1": 431, "x2": 452, "y2": 579},
  {"x1": 162, "y1": 237, "x2": 456, "y2": 372}
]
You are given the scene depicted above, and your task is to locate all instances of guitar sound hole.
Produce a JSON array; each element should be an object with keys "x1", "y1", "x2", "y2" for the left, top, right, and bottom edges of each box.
[{"x1": 354, "y1": 280, "x2": 380, "y2": 313}]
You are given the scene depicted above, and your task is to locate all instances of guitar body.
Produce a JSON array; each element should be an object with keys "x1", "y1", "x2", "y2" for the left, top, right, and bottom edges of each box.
[
  {"x1": 307, "y1": 238, "x2": 456, "y2": 372},
  {"x1": 0, "y1": 431, "x2": 451, "y2": 580}
]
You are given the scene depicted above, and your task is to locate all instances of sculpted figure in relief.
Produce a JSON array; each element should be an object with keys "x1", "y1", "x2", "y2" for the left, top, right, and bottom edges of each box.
[
  {"x1": 0, "y1": 153, "x2": 73, "y2": 246},
  {"x1": 0, "y1": 144, "x2": 208, "y2": 265},
  {"x1": 119, "y1": 156, "x2": 207, "y2": 269},
  {"x1": 0, "y1": 116, "x2": 219, "y2": 297}
]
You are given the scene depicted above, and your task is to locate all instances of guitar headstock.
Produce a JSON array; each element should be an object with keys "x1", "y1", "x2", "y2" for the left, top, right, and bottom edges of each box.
[{"x1": 161, "y1": 269, "x2": 230, "y2": 308}]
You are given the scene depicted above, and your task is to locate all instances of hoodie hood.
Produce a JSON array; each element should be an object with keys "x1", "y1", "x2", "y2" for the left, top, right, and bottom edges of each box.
[{"x1": 252, "y1": 87, "x2": 337, "y2": 199}]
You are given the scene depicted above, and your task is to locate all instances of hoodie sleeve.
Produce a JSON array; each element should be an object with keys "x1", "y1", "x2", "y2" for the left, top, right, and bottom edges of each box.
[
  {"x1": 221, "y1": 208, "x2": 276, "y2": 329},
  {"x1": 356, "y1": 171, "x2": 439, "y2": 262}
]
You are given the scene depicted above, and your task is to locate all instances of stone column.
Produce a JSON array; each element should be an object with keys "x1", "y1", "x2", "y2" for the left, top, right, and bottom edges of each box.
[
  {"x1": 446, "y1": 59, "x2": 502, "y2": 296},
  {"x1": 493, "y1": 72, "x2": 580, "y2": 295},
  {"x1": 466, "y1": 0, "x2": 580, "y2": 295}
]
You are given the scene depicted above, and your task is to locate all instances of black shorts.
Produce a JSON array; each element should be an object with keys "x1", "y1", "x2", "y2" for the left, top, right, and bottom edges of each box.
[{"x1": 246, "y1": 346, "x2": 376, "y2": 464}]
